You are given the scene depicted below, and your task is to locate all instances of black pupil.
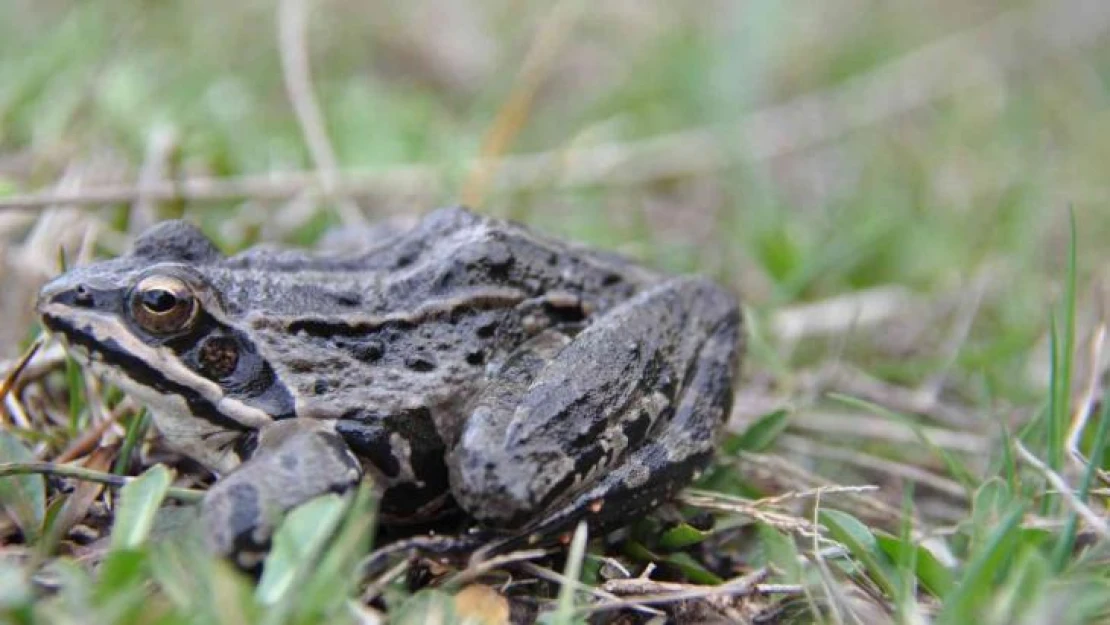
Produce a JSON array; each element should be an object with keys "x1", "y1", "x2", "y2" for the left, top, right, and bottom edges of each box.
[{"x1": 142, "y1": 288, "x2": 178, "y2": 313}]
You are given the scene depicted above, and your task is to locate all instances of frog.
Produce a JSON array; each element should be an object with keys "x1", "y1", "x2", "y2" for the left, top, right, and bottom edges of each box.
[{"x1": 36, "y1": 206, "x2": 743, "y2": 569}]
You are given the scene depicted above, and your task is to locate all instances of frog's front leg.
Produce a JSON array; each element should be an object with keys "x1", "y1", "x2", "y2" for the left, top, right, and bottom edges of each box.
[
  {"x1": 448, "y1": 277, "x2": 741, "y2": 546},
  {"x1": 201, "y1": 419, "x2": 363, "y2": 570}
]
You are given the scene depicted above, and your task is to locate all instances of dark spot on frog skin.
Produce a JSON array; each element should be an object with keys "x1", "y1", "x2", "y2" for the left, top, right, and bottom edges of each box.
[
  {"x1": 465, "y1": 350, "x2": 485, "y2": 366},
  {"x1": 476, "y1": 319, "x2": 498, "y2": 338},
  {"x1": 313, "y1": 378, "x2": 330, "y2": 395},
  {"x1": 334, "y1": 292, "x2": 362, "y2": 307},
  {"x1": 279, "y1": 453, "x2": 298, "y2": 471},
  {"x1": 543, "y1": 299, "x2": 587, "y2": 325},
  {"x1": 481, "y1": 242, "x2": 514, "y2": 276},
  {"x1": 405, "y1": 354, "x2": 437, "y2": 372},
  {"x1": 335, "y1": 419, "x2": 402, "y2": 478},
  {"x1": 336, "y1": 338, "x2": 383, "y2": 362},
  {"x1": 621, "y1": 409, "x2": 655, "y2": 446}
]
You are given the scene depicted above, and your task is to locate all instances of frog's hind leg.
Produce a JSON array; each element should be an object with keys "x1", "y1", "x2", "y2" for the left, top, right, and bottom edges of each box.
[
  {"x1": 492, "y1": 298, "x2": 739, "y2": 555},
  {"x1": 449, "y1": 277, "x2": 742, "y2": 555}
]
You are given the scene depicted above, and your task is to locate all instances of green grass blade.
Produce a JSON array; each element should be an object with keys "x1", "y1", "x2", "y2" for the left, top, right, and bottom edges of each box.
[
  {"x1": 724, "y1": 408, "x2": 789, "y2": 454},
  {"x1": 257, "y1": 493, "x2": 349, "y2": 606},
  {"x1": 819, "y1": 509, "x2": 901, "y2": 599},
  {"x1": 875, "y1": 533, "x2": 954, "y2": 599},
  {"x1": 0, "y1": 431, "x2": 45, "y2": 543},
  {"x1": 112, "y1": 411, "x2": 150, "y2": 475},
  {"x1": 547, "y1": 521, "x2": 588, "y2": 625},
  {"x1": 1051, "y1": 389, "x2": 1110, "y2": 570},
  {"x1": 938, "y1": 504, "x2": 1024, "y2": 624},
  {"x1": 111, "y1": 464, "x2": 171, "y2": 550}
]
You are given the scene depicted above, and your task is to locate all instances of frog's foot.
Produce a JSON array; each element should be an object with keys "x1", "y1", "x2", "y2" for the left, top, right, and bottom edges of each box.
[
  {"x1": 448, "y1": 276, "x2": 741, "y2": 554},
  {"x1": 201, "y1": 420, "x2": 363, "y2": 570}
]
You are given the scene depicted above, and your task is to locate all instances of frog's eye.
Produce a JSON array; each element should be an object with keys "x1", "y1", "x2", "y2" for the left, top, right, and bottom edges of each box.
[{"x1": 130, "y1": 275, "x2": 199, "y2": 334}]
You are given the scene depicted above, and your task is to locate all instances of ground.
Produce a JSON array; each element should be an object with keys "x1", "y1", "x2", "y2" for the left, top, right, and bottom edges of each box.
[{"x1": 2, "y1": 0, "x2": 1110, "y2": 623}]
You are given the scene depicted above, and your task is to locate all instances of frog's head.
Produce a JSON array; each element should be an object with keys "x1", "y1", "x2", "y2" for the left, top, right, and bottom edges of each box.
[{"x1": 36, "y1": 221, "x2": 292, "y2": 473}]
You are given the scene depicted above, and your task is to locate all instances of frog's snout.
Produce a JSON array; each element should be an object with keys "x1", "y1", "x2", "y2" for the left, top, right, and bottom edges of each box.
[{"x1": 37, "y1": 275, "x2": 98, "y2": 315}]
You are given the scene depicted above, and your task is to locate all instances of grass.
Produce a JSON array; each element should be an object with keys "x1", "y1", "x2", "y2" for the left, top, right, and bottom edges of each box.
[{"x1": 3, "y1": 0, "x2": 1110, "y2": 622}]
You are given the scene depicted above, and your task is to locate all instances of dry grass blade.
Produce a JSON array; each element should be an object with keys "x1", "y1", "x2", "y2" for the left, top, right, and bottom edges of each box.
[
  {"x1": 725, "y1": 452, "x2": 909, "y2": 531},
  {"x1": 53, "y1": 399, "x2": 138, "y2": 464},
  {"x1": 1015, "y1": 441, "x2": 1110, "y2": 539},
  {"x1": 44, "y1": 446, "x2": 114, "y2": 546},
  {"x1": 360, "y1": 557, "x2": 410, "y2": 604},
  {"x1": 1068, "y1": 323, "x2": 1107, "y2": 470},
  {"x1": 0, "y1": 337, "x2": 42, "y2": 406},
  {"x1": 589, "y1": 567, "x2": 796, "y2": 617},
  {"x1": 444, "y1": 548, "x2": 548, "y2": 586},
  {"x1": 680, "y1": 490, "x2": 823, "y2": 539},
  {"x1": 516, "y1": 561, "x2": 664, "y2": 617}
]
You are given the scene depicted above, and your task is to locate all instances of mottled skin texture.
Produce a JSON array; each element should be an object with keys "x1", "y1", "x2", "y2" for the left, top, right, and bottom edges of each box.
[{"x1": 37, "y1": 207, "x2": 743, "y2": 565}]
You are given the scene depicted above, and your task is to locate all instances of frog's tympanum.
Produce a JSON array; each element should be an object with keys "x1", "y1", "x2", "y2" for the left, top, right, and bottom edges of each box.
[{"x1": 37, "y1": 207, "x2": 742, "y2": 568}]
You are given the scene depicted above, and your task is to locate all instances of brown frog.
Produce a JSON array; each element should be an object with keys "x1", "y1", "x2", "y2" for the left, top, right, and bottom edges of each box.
[{"x1": 36, "y1": 207, "x2": 743, "y2": 567}]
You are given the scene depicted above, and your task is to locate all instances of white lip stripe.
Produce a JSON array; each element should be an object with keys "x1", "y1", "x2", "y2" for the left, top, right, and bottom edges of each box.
[{"x1": 41, "y1": 302, "x2": 275, "y2": 431}]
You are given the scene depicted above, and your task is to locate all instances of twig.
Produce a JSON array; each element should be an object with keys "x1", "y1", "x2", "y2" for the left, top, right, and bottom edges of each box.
[
  {"x1": 725, "y1": 452, "x2": 909, "y2": 531},
  {"x1": 750, "y1": 485, "x2": 882, "y2": 507},
  {"x1": 0, "y1": 461, "x2": 204, "y2": 503},
  {"x1": 360, "y1": 557, "x2": 409, "y2": 603},
  {"x1": 3, "y1": 0, "x2": 1108, "y2": 210},
  {"x1": 444, "y1": 548, "x2": 548, "y2": 586},
  {"x1": 1068, "y1": 323, "x2": 1107, "y2": 470},
  {"x1": 277, "y1": 0, "x2": 365, "y2": 226},
  {"x1": 52, "y1": 397, "x2": 140, "y2": 464},
  {"x1": 0, "y1": 338, "x2": 41, "y2": 405},
  {"x1": 589, "y1": 568, "x2": 786, "y2": 614},
  {"x1": 517, "y1": 561, "x2": 663, "y2": 617},
  {"x1": 679, "y1": 490, "x2": 823, "y2": 539},
  {"x1": 1014, "y1": 441, "x2": 1110, "y2": 539}
]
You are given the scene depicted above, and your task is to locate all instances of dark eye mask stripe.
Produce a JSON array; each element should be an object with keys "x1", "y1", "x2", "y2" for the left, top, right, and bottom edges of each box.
[{"x1": 42, "y1": 313, "x2": 249, "y2": 433}]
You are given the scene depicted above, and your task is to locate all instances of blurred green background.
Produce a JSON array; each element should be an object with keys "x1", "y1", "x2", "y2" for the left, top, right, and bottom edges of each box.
[
  {"x1": 3, "y1": 2, "x2": 1110, "y2": 621},
  {"x1": 2, "y1": 0, "x2": 1109, "y2": 429},
  {"x1": 5, "y1": 0, "x2": 1109, "y2": 402},
  {"x1": 4, "y1": 1, "x2": 1105, "y2": 401}
]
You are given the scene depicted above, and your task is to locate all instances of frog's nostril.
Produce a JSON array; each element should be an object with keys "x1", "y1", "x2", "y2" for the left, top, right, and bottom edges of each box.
[{"x1": 73, "y1": 284, "x2": 95, "y2": 307}]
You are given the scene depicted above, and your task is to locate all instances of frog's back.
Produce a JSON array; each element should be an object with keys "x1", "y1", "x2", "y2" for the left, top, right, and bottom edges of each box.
[
  {"x1": 360, "y1": 206, "x2": 663, "y2": 315},
  {"x1": 221, "y1": 207, "x2": 661, "y2": 426}
]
